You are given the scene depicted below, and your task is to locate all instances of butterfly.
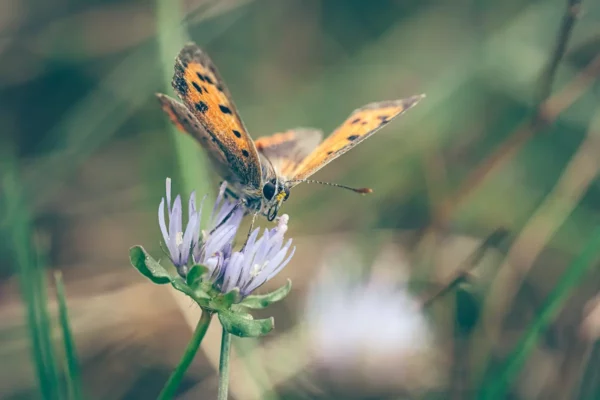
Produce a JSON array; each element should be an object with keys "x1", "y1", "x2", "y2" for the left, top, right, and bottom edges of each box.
[{"x1": 157, "y1": 43, "x2": 424, "y2": 222}]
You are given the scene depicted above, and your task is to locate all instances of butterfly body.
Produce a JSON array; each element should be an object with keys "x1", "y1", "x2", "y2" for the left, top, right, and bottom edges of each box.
[{"x1": 158, "y1": 43, "x2": 424, "y2": 221}]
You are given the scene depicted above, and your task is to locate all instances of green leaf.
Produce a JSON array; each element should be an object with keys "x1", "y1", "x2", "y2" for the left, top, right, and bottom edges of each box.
[
  {"x1": 218, "y1": 310, "x2": 274, "y2": 338},
  {"x1": 129, "y1": 246, "x2": 171, "y2": 284},
  {"x1": 171, "y1": 276, "x2": 211, "y2": 308},
  {"x1": 186, "y1": 264, "x2": 209, "y2": 288},
  {"x1": 238, "y1": 279, "x2": 292, "y2": 309}
]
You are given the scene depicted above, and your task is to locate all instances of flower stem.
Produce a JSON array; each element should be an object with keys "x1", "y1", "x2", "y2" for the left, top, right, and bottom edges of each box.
[
  {"x1": 158, "y1": 310, "x2": 212, "y2": 400},
  {"x1": 217, "y1": 328, "x2": 232, "y2": 400}
]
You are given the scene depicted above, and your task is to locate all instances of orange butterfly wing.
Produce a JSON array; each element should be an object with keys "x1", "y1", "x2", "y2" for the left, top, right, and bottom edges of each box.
[
  {"x1": 290, "y1": 95, "x2": 424, "y2": 182},
  {"x1": 156, "y1": 93, "x2": 235, "y2": 181},
  {"x1": 254, "y1": 128, "x2": 323, "y2": 179},
  {"x1": 171, "y1": 43, "x2": 262, "y2": 190}
]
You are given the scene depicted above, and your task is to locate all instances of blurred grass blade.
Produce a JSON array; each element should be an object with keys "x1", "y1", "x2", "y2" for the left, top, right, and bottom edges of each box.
[
  {"x1": 155, "y1": 0, "x2": 214, "y2": 208},
  {"x1": 25, "y1": 1, "x2": 248, "y2": 210},
  {"x1": 575, "y1": 341, "x2": 600, "y2": 399},
  {"x1": 24, "y1": 42, "x2": 160, "y2": 208},
  {"x1": 480, "y1": 225, "x2": 600, "y2": 399},
  {"x1": 1, "y1": 150, "x2": 61, "y2": 399},
  {"x1": 32, "y1": 249, "x2": 62, "y2": 400},
  {"x1": 54, "y1": 272, "x2": 83, "y2": 400}
]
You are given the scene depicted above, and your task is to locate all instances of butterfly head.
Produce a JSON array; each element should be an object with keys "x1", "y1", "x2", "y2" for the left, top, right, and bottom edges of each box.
[{"x1": 261, "y1": 179, "x2": 291, "y2": 221}]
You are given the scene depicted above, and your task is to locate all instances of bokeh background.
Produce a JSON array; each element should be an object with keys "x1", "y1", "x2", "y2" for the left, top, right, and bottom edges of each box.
[{"x1": 1, "y1": 0, "x2": 600, "y2": 398}]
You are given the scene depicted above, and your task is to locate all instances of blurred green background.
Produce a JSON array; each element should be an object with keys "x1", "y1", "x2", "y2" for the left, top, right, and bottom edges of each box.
[{"x1": 1, "y1": 0, "x2": 600, "y2": 398}]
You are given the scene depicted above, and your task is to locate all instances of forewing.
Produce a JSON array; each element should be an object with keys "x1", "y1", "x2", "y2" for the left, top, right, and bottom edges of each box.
[
  {"x1": 157, "y1": 93, "x2": 235, "y2": 180},
  {"x1": 290, "y1": 95, "x2": 424, "y2": 182},
  {"x1": 171, "y1": 43, "x2": 262, "y2": 190},
  {"x1": 254, "y1": 128, "x2": 323, "y2": 178}
]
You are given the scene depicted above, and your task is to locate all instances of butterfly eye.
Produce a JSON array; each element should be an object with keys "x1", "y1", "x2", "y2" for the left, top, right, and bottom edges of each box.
[{"x1": 262, "y1": 182, "x2": 276, "y2": 200}]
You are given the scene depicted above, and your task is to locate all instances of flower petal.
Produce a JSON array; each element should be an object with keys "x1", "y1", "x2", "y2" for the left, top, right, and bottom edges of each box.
[
  {"x1": 247, "y1": 242, "x2": 294, "y2": 293},
  {"x1": 158, "y1": 198, "x2": 168, "y2": 244},
  {"x1": 205, "y1": 225, "x2": 236, "y2": 259},
  {"x1": 166, "y1": 177, "x2": 172, "y2": 211},
  {"x1": 204, "y1": 255, "x2": 220, "y2": 275},
  {"x1": 267, "y1": 245, "x2": 295, "y2": 281},
  {"x1": 181, "y1": 212, "x2": 198, "y2": 265},
  {"x1": 188, "y1": 191, "x2": 197, "y2": 219},
  {"x1": 197, "y1": 194, "x2": 207, "y2": 224},
  {"x1": 253, "y1": 228, "x2": 273, "y2": 265},
  {"x1": 168, "y1": 195, "x2": 183, "y2": 264},
  {"x1": 210, "y1": 182, "x2": 228, "y2": 225},
  {"x1": 221, "y1": 252, "x2": 244, "y2": 293},
  {"x1": 244, "y1": 227, "x2": 260, "y2": 253}
]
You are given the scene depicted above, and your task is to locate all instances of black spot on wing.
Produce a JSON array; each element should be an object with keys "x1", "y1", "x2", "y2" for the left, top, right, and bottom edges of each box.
[
  {"x1": 327, "y1": 151, "x2": 333, "y2": 155},
  {"x1": 192, "y1": 81, "x2": 202, "y2": 93},
  {"x1": 347, "y1": 134, "x2": 360, "y2": 141},
  {"x1": 195, "y1": 71, "x2": 214, "y2": 85},
  {"x1": 242, "y1": 149, "x2": 249, "y2": 157},
  {"x1": 195, "y1": 101, "x2": 208, "y2": 113},
  {"x1": 173, "y1": 75, "x2": 188, "y2": 95},
  {"x1": 219, "y1": 105, "x2": 232, "y2": 114},
  {"x1": 233, "y1": 130, "x2": 242, "y2": 138},
  {"x1": 378, "y1": 115, "x2": 390, "y2": 124},
  {"x1": 351, "y1": 117, "x2": 361, "y2": 125},
  {"x1": 217, "y1": 84, "x2": 224, "y2": 92}
]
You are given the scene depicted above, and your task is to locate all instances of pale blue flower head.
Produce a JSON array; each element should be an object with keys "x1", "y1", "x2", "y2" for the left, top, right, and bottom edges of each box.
[
  {"x1": 130, "y1": 177, "x2": 295, "y2": 337},
  {"x1": 157, "y1": 178, "x2": 294, "y2": 300}
]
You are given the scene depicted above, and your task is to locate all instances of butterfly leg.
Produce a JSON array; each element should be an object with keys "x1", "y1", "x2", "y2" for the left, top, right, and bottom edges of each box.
[
  {"x1": 209, "y1": 201, "x2": 243, "y2": 235},
  {"x1": 241, "y1": 211, "x2": 258, "y2": 250}
]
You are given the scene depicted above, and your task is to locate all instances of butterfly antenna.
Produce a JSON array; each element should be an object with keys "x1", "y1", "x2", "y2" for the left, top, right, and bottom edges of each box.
[{"x1": 289, "y1": 179, "x2": 373, "y2": 194}]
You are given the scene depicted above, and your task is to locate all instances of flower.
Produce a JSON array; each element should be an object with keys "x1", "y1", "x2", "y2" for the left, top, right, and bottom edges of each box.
[
  {"x1": 191, "y1": 182, "x2": 244, "y2": 280},
  {"x1": 130, "y1": 177, "x2": 295, "y2": 337},
  {"x1": 158, "y1": 177, "x2": 200, "y2": 276},
  {"x1": 305, "y1": 259, "x2": 443, "y2": 394},
  {"x1": 219, "y1": 214, "x2": 295, "y2": 298},
  {"x1": 157, "y1": 177, "x2": 294, "y2": 300},
  {"x1": 307, "y1": 273, "x2": 430, "y2": 364}
]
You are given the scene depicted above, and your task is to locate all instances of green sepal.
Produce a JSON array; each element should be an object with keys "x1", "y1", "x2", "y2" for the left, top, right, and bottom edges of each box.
[
  {"x1": 186, "y1": 264, "x2": 209, "y2": 288},
  {"x1": 209, "y1": 288, "x2": 241, "y2": 311},
  {"x1": 129, "y1": 246, "x2": 171, "y2": 284},
  {"x1": 218, "y1": 310, "x2": 274, "y2": 338},
  {"x1": 238, "y1": 279, "x2": 292, "y2": 309},
  {"x1": 171, "y1": 276, "x2": 211, "y2": 308}
]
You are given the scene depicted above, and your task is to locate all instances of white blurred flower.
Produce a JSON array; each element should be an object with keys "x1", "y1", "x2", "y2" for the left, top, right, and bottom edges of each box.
[{"x1": 305, "y1": 263, "x2": 444, "y2": 394}]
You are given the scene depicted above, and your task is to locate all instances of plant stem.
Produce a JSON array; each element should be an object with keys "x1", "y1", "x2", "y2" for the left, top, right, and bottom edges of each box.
[
  {"x1": 158, "y1": 310, "x2": 213, "y2": 400},
  {"x1": 54, "y1": 272, "x2": 83, "y2": 400},
  {"x1": 217, "y1": 328, "x2": 232, "y2": 400}
]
